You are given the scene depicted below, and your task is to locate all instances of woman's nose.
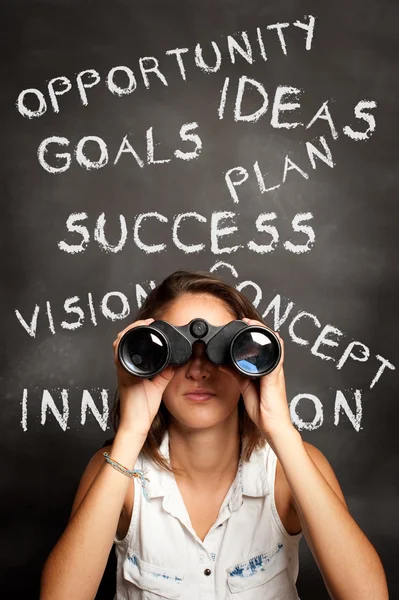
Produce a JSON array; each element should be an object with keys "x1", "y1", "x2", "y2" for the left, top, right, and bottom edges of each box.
[{"x1": 185, "y1": 341, "x2": 212, "y2": 379}]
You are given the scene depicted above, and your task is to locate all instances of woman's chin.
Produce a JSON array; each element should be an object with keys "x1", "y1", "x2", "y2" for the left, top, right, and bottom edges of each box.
[{"x1": 171, "y1": 408, "x2": 236, "y2": 431}]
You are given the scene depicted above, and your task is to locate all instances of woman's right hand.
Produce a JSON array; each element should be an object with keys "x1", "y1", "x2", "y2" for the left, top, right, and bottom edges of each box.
[{"x1": 113, "y1": 318, "x2": 175, "y2": 438}]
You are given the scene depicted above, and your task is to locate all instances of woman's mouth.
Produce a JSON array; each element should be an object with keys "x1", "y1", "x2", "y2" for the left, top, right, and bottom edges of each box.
[{"x1": 184, "y1": 390, "x2": 215, "y2": 402}]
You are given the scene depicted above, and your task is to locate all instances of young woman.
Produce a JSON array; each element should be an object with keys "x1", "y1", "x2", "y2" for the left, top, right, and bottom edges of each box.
[{"x1": 40, "y1": 270, "x2": 388, "y2": 600}]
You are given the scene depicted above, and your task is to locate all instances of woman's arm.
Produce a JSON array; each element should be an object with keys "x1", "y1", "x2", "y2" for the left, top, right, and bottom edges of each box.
[
  {"x1": 40, "y1": 429, "x2": 146, "y2": 600},
  {"x1": 40, "y1": 319, "x2": 175, "y2": 600},
  {"x1": 222, "y1": 317, "x2": 389, "y2": 600},
  {"x1": 270, "y1": 426, "x2": 389, "y2": 600}
]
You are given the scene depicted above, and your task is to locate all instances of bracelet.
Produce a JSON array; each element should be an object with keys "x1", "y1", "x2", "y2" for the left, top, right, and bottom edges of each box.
[{"x1": 103, "y1": 452, "x2": 150, "y2": 501}]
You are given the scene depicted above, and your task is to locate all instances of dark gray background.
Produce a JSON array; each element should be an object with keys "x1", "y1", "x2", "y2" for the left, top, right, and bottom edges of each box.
[{"x1": 1, "y1": 0, "x2": 398, "y2": 598}]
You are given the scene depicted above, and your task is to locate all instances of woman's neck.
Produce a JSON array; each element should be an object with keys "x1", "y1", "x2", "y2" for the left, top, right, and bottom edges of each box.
[{"x1": 168, "y1": 417, "x2": 241, "y2": 489}]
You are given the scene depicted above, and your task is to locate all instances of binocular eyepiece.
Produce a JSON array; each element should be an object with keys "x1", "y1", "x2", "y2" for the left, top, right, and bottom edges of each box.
[{"x1": 118, "y1": 318, "x2": 281, "y2": 379}]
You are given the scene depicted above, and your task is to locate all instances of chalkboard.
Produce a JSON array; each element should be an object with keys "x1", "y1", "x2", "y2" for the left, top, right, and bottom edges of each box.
[{"x1": 2, "y1": 0, "x2": 398, "y2": 598}]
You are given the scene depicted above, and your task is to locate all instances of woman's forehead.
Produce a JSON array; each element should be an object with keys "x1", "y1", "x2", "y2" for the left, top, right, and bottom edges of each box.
[{"x1": 159, "y1": 293, "x2": 236, "y2": 326}]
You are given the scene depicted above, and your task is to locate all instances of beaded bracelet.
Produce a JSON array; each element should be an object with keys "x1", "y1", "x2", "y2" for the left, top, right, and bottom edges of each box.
[{"x1": 103, "y1": 452, "x2": 150, "y2": 501}]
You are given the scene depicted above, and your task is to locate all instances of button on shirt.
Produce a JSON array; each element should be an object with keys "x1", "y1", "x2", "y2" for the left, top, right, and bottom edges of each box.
[{"x1": 113, "y1": 431, "x2": 303, "y2": 599}]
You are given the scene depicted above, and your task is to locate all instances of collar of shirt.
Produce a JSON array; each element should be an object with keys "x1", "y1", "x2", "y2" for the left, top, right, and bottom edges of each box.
[{"x1": 142, "y1": 430, "x2": 270, "y2": 511}]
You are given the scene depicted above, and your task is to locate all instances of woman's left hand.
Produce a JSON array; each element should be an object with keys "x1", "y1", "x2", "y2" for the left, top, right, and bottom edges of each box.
[{"x1": 219, "y1": 318, "x2": 295, "y2": 439}]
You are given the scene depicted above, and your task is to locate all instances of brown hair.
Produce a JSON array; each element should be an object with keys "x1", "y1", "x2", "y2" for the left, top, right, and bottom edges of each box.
[{"x1": 103, "y1": 270, "x2": 268, "y2": 472}]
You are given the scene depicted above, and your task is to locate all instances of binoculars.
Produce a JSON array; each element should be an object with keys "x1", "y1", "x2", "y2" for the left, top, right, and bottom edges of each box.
[{"x1": 118, "y1": 318, "x2": 281, "y2": 379}]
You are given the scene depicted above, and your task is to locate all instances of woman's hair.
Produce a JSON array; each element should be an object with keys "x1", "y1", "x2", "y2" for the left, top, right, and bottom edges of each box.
[{"x1": 103, "y1": 270, "x2": 268, "y2": 472}]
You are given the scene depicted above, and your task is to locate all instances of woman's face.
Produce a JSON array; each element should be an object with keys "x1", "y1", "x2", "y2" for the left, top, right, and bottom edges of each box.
[{"x1": 159, "y1": 293, "x2": 242, "y2": 431}]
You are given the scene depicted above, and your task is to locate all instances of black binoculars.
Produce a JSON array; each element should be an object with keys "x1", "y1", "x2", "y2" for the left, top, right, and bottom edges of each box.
[{"x1": 118, "y1": 318, "x2": 281, "y2": 379}]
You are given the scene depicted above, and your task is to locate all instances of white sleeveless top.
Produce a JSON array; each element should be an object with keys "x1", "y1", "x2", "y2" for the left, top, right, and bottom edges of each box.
[{"x1": 113, "y1": 430, "x2": 303, "y2": 599}]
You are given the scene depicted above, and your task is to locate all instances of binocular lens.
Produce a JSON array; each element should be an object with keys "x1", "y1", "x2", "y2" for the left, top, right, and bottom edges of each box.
[
  {"x1": 119, "y1": 328, "x2": 169, "y2": 376},
  {"x1": 231, "y1": 328, "x2": 280, "y2": 376}
]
